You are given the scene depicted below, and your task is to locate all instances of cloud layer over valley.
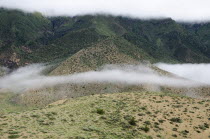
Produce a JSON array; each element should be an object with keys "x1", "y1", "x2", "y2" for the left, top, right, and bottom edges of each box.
[
  {"x1": 0, "y1": 0, "x2": 210, "y2": 22},
  {"x1": 0, "y1": 64, "x2": 205, "y2": 93}
]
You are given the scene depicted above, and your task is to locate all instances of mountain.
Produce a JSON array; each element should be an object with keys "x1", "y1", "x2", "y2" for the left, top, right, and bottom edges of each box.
[
  {"x1": 0, "y1": 8, "x2": 210, "y2": 139},
  {"x1": 1, "y1": 8, "x2": 210, "y2": 106},
  {"x1": 1, "y1": 8, "x2": 210, "y2": 69}
]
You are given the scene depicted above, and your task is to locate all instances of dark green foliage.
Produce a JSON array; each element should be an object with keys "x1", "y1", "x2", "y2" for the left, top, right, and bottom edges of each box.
[
  {"x1": 31, "y1": 114, "x2": 40, "y2": 118},
  {"x1": 8, "y1": 131, "x2": 19, "y2": 134},
  {"x1": 139, "y1": 126, "x2": 150, "y2": 132},
  {"x1": 180, "y1": 130, "x2": 189, "y2": 136},
  {"x1": 158, "y1": 119, "x2": 165, "y2": 123},
  {"x1": 96, "y1": 108, "x2": 105, "y2": 115},
  {"x1": 0, "y1": 9, "x2": 50, "y2": 46},
  {"x1": 144, "y1": 121, "x2": 151, "y2": 125},
  {"x1": 8, "y1": 134, "x2": 21, "y2": 138},
  {"x1": 128, "y1": 117, "x2": 137, "y2": 126},
  {"x1": 172, "y1": 134, "x2": 177, "y2": 137},
  {"x1": 172, "y1": 128, "x2": 177, "y2": 131},
  {"x1": 170, "y1": 117, "x2": 182, "y2": 123},
  {"x1": 198, "y1": 123, "x2": 209, "y2": 130}
]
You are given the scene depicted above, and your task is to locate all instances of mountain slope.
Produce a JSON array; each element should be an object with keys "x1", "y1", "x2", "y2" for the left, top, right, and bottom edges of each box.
[
  {"x1": 1, "y1": 92, "x2": 209, "y2": 139},
  {"x1": 0, "y1": 9, "x2": 51, "y2": 68},
  {"x1": 1, "y1": 9, "x2": 210, "y2": 69},
  {"x1": 51, "y1": 37, "x2": 153, "y2": 75}
]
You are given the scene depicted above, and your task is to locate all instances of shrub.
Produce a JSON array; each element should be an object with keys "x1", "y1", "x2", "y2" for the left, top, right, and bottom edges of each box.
[
  {"x1": 172, "y1": 134, "x2": 177, "y2": 137},
  {"x1": 144, "y1": 121, "x2": 151, "y2": 125},
  {"x1": 181, "y1": 130, "x2": 189, "y2": 135},
  {"x1": 96, "y1": 109, "x2": 105, "y2": 115},
  {"x1": 158, "y1": 119, "x2": 165, "y2": 123},
  {"x1": 199, "y1": 123, "x2": 209, "y2": 130},
  {"x1": 8, "y1": 135, "x2": 20, "y2": 139},
  {"x1": 172, "y1": 128, "x2": 177, "y2": 131},
  {"x1": 170, "y1": 117, "x2": 182, "y2": 123},
  {"x1": 128, "y1": 117, "x2": 137, "y2": 126},
  {"x1": 8, "y1": 131, "x2": 19, "y2": 134},
  {"x1": 31, "y1": 114, "x2": 40, "y2": 118},
  {"x1": 139, "y1": 126, "x2": 150, "y2": 132}
]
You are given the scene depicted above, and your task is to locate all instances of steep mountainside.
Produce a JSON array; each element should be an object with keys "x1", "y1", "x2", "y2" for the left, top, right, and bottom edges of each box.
[{"x1": 1, "y1": 9, "x2": 210, "y2": 69}]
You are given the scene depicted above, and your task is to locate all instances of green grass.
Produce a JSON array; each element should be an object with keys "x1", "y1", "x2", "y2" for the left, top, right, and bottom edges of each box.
[{"x1": 0, "y1": 93, "x2": 34, "y2": 115}]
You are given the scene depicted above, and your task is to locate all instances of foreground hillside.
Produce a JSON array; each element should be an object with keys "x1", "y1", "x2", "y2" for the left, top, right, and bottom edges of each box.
[{"x1": 0, "y1": 92, "x2": 209, "y2": 139}]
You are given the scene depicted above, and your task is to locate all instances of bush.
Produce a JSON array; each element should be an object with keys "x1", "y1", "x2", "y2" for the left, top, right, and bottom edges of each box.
[
  {"x1": 172, "y1": 128, "x2": 177, "y2": 131},
  {"x1": 172, "y1": 134, "x2": 177, "y2": 137},
  {"x1": 144, "y1": 121, "x2": 151, "y2": 125},
  {"x1": 140, "y1": 126, "x2": 150, "y2": 132},
  {"x1": 181, "y1": 130, "x2": 189, "y2": 136},
  {"x1": 8, "y1": 131, "x2": 19, "y2": 134},
  {"x1": 199, "y1": 123, "x2": 209, "y2": 130},
  {"x1": 170, "y1": 117, "x2": 182, "y2": 123},
  {"x1": 8, "y1": 135, "x2": 20, "y2": 139},
  {"x1": 158, "y1": 119, "x2": 165, "y2": 123},
  {"x1": 96, "y1": 109, "x2": 105, "y2": 115},
  {"x1": 128, "y1": 117, "x2": 137, "y2": 126}
]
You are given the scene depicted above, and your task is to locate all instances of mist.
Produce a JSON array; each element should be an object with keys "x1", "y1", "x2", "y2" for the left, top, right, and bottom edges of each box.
[
  {"x1": 0, "y1": 64, "x2": 205, "y2": 93},
  {"x1": 1, "y1": 0, "x2": 210, "y2": 22},
  {"x1": 156, "y1": 63, "x2": 210, "y2": 85}
]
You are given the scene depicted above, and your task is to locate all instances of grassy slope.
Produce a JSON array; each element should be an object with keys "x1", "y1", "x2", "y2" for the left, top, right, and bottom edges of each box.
[
  {"x1": 51, "y1": 37, "x2": 153, "y2": 75},
  {"x1": 0, "y1": 92, "x2": 209, "y2": 139},
  {"x1": 0, "y1": 93, "x2": 34, "y2": 115}
]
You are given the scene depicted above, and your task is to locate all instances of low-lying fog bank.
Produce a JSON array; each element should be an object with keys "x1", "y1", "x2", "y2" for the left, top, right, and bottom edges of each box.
[{"x1": 0, "y1": 63, "x2": 207, "y2": 93}]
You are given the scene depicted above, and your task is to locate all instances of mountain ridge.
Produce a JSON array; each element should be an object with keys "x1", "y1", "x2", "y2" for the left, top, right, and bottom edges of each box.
[{"x1": 1, "y1": 9, "x2": 210, "y2": 69}]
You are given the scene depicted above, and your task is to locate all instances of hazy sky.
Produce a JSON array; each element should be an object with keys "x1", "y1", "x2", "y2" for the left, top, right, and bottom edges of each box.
[
  {"x1": 156, "y1": 63, "x2": 210, "y2": 85},
  {"x1": 0, "y1": 0, "x2": 210, "y2": 22}
]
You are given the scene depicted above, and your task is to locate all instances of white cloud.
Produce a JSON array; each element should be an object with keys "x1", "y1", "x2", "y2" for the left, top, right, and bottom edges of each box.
[
  {"x1": 0, "y1": 0, "x2": 210, "y2": 22},
  {"x1": 0, "y1": 64, "x2": 203, "y2": 93}
]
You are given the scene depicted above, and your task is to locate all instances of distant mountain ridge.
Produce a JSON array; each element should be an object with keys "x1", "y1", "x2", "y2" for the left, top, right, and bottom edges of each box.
[{"x1": 1, "y1": 8, "x2": 210, "y2": 69}]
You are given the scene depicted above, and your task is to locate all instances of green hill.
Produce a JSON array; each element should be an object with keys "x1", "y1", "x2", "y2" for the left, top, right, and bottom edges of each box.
[{"x1": 1, "y1": 9, "x2": 210, "y2": 69}]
